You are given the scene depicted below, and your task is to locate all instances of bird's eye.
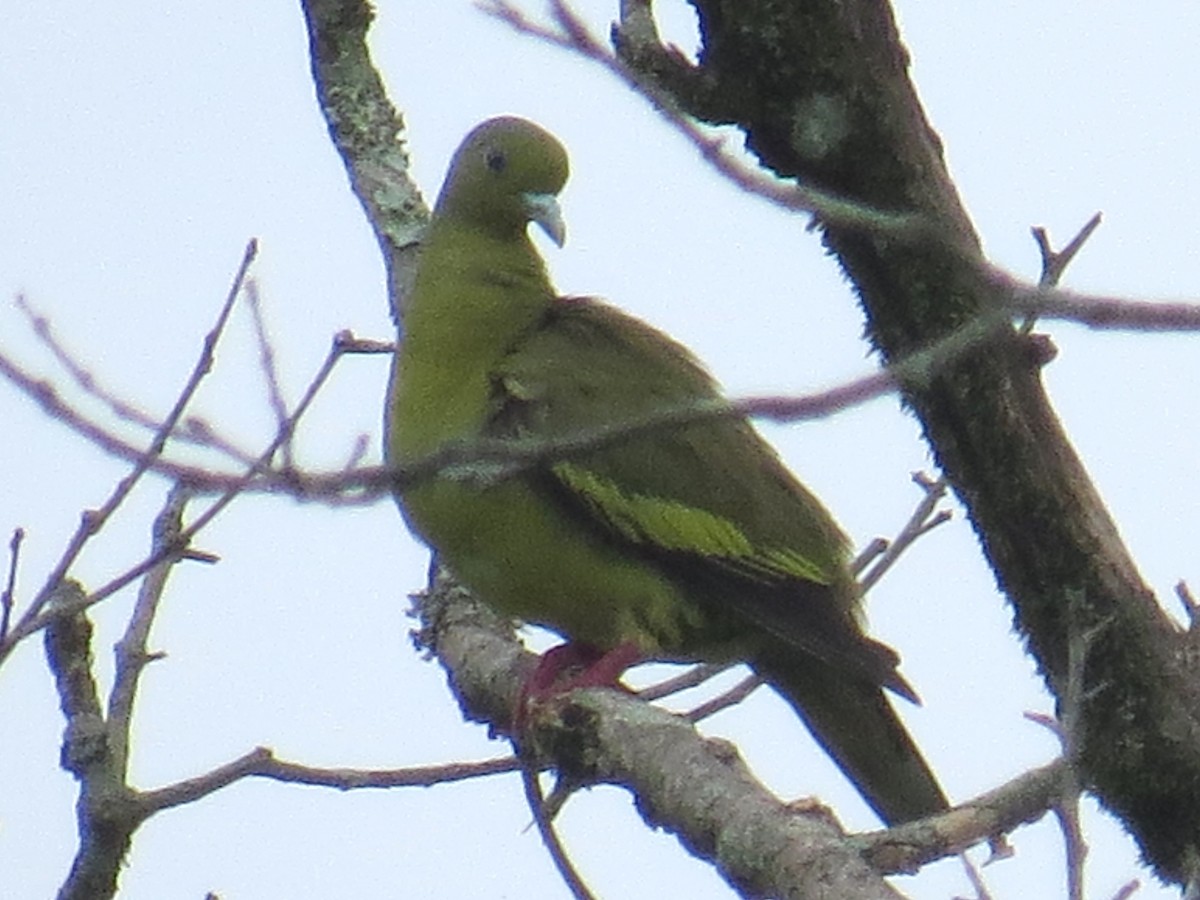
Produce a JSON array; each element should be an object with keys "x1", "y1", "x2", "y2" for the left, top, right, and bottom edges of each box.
[{"x1": 485, "y1": 148, "x2": 507, "y2": 173}]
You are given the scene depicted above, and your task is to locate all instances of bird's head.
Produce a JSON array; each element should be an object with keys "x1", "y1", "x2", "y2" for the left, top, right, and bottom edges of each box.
[{"x1": 435, "y1": 116, "x2": 569, "y2": 247}]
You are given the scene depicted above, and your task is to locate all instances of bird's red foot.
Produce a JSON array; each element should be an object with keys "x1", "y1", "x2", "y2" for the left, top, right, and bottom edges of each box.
[
  {"x1": 527, "y1": 641, "x2": 642, "y2": 695},
  {"x1": 513, "y1": 640, "x2": 643, "y2": 733}
]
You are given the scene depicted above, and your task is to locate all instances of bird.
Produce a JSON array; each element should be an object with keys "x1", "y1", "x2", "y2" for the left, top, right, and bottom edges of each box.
[{"x1": 386, "y1": 115, "x2": 948, "y2": 825}]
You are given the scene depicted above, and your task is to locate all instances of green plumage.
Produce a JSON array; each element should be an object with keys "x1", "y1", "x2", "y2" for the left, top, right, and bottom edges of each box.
[{"x1": 387, "y1": 117, "x2": 947, "y2": 825}]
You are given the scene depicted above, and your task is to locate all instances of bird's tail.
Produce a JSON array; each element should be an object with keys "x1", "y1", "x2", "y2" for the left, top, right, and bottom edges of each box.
[{"x1": 752, "y1": 652, "x2": 948, "y2": 826}]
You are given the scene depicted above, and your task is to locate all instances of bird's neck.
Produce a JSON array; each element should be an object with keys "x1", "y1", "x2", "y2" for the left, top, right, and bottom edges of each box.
[
  {"x1": 407, "y1": 221, "x2": 553, "y2": 342},
  {"x1": 389, "y1": 222, "x2": 554, "y2": 458}
]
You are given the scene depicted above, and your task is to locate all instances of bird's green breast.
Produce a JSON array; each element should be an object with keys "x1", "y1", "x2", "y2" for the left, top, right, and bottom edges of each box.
[
  {"x1": 403, "y1": 474, "x2": 719, "y2": 655},
  {"x1": 388, "y1": 224, "x2": 548, "y2": 459},
  {"x1": 387, "y1": 226, "x2": 723, "y2": 655}
]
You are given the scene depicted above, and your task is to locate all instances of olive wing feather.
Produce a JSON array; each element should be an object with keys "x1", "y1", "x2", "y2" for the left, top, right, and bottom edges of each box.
[{"x1": 489, "y1": 298, "x2": 909, "y2": 696}]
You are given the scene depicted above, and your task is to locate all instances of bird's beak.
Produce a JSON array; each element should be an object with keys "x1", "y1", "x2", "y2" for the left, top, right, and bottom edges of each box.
[{"x1": 523, "y1": 192, "x2": 566, "y2": 247}]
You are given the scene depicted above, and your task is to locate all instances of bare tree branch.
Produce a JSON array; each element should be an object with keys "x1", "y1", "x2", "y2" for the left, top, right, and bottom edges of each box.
[
  {"x1": 44, "y1": 582, "x2": 137, "y2": 900},
  {"x1": 521, "y1": 766, "x2": 599, "y2": 900},
  {"x1": 106, "y1": 487, "x2": 191, "y2": 773},
  {"x1": 244, "y1": 278, "x2": 295, "y2": 468},
  {"x1": 636, "y1": 662, "x2": 731, "y2": 703},
  {"x1": 4, "y1": 266, "x2": 1200, "y2": 536},
  {"x1": 683, "y1": 672, "x2": 763, "y2": 723},
  {"x1": 44, "y1": 489, "x2": 204, "y2": 900},
  {"x1": 415, "y1": 572, "x2": 923, "y2": 898},
  {"x1": 13, "y1": 292, "x2": 259, "y2": 467},
  {"x1": 1034, "y1": 212, "x2": 1105, "y2": 289},
  {"x1": 136, "y1": 747, "x2": 519, "y2": 814},
  {"x1": 481, "y1": 0, "x2": 934, "y2": 240},
  {"x1": 1, "y1": 241, "x2": 257, "y2": 669},
  {"x1": 0, "y1": 326, "x2": 353, "y2": 661},
  {"x1": 855, "y1": 760, "x2": 1062, "y2": 874},
  {"x1": 300, "y1": 0, "x2": 428, "y2": 320},
  {"x1": 412, "y1": 567, "x2": 1070, "y2": 895}
]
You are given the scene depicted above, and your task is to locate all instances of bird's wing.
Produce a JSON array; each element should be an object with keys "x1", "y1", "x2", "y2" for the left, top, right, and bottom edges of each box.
[{"x1": 490, "y1": 297, "x2": 909, "y2": 696}]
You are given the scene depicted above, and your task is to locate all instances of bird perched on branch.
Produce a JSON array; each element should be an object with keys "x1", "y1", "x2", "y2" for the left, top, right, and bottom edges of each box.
[{"x1": 386, "y1": 116, "x2": 947, "y2": 825}]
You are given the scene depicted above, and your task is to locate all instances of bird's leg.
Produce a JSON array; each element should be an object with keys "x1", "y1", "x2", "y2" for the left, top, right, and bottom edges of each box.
[
  {"x1": 513, "y1": 640, "x2": 644, "y2": 734},
  {"x1": 526, "y1": 642, "x2": 606, "y2": 696},
  {"x1": 559, "y1": 640, "x2": 643, "y2": 691},
  {"x1": 528, "y1": 640, "x2": 642, "y2": 696}
]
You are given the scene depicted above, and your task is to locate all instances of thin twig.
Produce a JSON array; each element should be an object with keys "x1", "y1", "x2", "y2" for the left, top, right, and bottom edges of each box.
[
  {"x1": 338, "y1": 336, "x2": 395, "y2": 355},
  {"x1": 1056, "y1": 794, "x2": 1087, "y2": 900},
  {"x1": 0, "y1": 324, "x2": 350, "y2": 658},
  {"x1": 13, "y1": 293, "x2": 259, "y2": 466},
  {"x1": 480, "y1": 0, "x2": 928, "y2": 240},
  {"x1": 994, "y1": 278, "x2": 1200, "y2": 331},
  {"x1": 244, "y1": 278, "x2": 294, "y2": 468},
  {"x1": 372, "y1": 309, "x2": 1009, "y2": 504},
  {"x1": 684, "y1": 673, "x2": 763, "y2": 723},
  {"x1": 137, "y1": 747, "x2": 520, "y2": 814},
  {"x1": 0, "y1": 346, "x2": 259, "y2": 483},
  {"x1": 371, "y1": 265, "x2": 1200, "y2": 499},
  {"x1": 959, "y1": 851, "x2": 996, "y2": 900},
  {"x1": 858, "y1": 473, "x2": 951, "y2": 594},
  {"x1": 1023, "y1": 599, "x2": 1114, "y2": 900},
  {"x1": 8, "y1": 269, "x2": 1200, "y2": 513},
  {"x1": 1023, "y1": 212, "x2": 1103, "y2": 332},
  {"x1": 637, "y1": 662, "x2": 730, "y2": 702},
  {"x1": 341, "y1": 433, "x2": 372, "y2": 472},
  {"x1": 0, "y1": 527, "x2": 23, "y2": 643},
  {"x1": 0, "y1": 328, "x2": 390, "y2": 502},
  {"x1": 1023, "y1": 710, "x2": 1087, "y2": 900},
  {"x1": 1059, "y1": 609, "x2": 1104, "y2": 900},
  {"x1": 520, "y1": 764, "x2": 598, "y2": 900},
  {"x1": 1034, "y1": 212, "x2": 1104, "y2": 289},
  {"x1": 0, "y1": 240, "x2": 257, "y2": 667}
]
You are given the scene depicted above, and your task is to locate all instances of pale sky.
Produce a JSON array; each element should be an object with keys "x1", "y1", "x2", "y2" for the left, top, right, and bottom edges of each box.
[{"x1": 2, "y1": 2, "x2": 1197, "y2": 898}]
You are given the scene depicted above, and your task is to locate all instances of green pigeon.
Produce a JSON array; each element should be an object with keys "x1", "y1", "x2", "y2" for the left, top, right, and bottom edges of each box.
[{"x1": 387, "y1": 116, "x2": 948, "y2": 825}]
